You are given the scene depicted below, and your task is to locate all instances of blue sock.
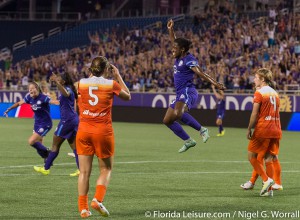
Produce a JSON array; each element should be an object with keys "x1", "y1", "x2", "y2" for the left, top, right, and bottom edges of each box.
[
  {"x1": 181, "y1": 113, "x2": 201, "y2": 131},
  {"x1": 73, "y1": 149, "x2": 79, "y2": 169},
  {"x1": 219, "y1": 125, "x2": 223, "y2": 133},
  {"x1": 45, "y1": 151, "x2": 59, "y2": 170},
  {"x1": 32, "y1": 142, "x2": 48, "y2": 158},
  {"x1": 167, "y1": 121, "x2": 190, "y2": 141}
]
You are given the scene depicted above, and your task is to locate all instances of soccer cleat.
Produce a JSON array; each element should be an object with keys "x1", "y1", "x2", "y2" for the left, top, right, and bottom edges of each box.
[
  {"x1": 272, "y1": 183, "x2": 283, "y2": 190},
  {"x1": 200, "y1": 127, "x2": 210, "y2": 143},
  {"x1": 80, "y1": 209, "x2": 92, "y2": 218},
  {"x1": 240, "y1": 181, "x2": 254, "y2": 190},
  {"x1": 68, "y1": 152, "x2": 75, "y2": 158},
  {"x1": 261, "y1": 190, "x2": 273, "y2": 197},
  {"x1": 90, "y1": 198, "x2": 110, "y2": 217},
  {"x1": 260, "y1": 178, "x2": 274, "y2": 196},
  {"x1": 70, "y1": 169, "x2": 80, "y2": 177},
  {"x1": 217, "y1": 130, "x2": 225, "y2": 137},
  {"x1": 178, "y1": 139, "x2": 197, "y2": 153},
  {"x1": 33, "y1": 166, "x2": 50, "y2": 175}
]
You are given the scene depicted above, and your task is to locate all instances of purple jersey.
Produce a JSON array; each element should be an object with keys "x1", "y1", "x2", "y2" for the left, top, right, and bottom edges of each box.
[
  {"x1": 217, "y1": 99, "x2": 225, "y2": 115},
  {"x1": 173, "y1": 53, "x2": 199, "y2": 92},
  {"x1": 24, "y1": 93, "x2": 52, "y2": 126},
  {"x1": 59, "y1": 87, "x2": 78, "y2": 121}
]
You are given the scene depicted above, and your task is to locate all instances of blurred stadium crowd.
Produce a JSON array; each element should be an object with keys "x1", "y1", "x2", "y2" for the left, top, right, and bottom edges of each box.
[{"x1": 0, "y1": 0, "x2": 299, "y2": 93}]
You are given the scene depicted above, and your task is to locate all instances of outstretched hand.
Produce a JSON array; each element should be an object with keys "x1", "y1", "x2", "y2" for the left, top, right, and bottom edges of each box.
[
  {"x1": 216, "y1": 83, "x2": 226, "y2": 90},
  {"x1": 167, "y1": 19, "x2": 174, "y2": 29},
  {"x1": 3, "y1": 109, "x2": 9, "y2": 117}
]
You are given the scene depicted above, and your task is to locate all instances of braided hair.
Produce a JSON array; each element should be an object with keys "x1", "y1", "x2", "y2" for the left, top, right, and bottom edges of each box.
[{"x1": 89, "y1": 56, "x2": 110, "y2": 77}]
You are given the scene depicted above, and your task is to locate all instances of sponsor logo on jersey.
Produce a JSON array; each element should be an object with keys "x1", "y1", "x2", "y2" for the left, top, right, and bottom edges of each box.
[
  {"x1": 265, "y1": 116, "x2": 280, "y2": 121},
  {"x1": 265, "y1": 116, "x2": 272, "y2": 121},
  {"x1": 173, "y1": 66, "x2": 178, "y2": 74},
  {"x1": 31, "y1": 104, "x2": 38, "y2": 110},
  {"x1": 82, "y1": 110, "x2": 106, "y2": 117}
]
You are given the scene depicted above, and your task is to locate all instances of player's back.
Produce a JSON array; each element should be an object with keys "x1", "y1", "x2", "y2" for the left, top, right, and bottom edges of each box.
[
  {"x1": 254, "y1": 86, "x2": 281, "y2": 139},
  {"x1": 78, "y1": 76, "x2": 117, "y2": 134}
]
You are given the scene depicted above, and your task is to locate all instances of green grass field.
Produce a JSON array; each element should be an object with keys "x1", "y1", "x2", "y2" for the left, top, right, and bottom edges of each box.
[{"x1": 0, "y1": 118, "x2": 299, "y2": 220}]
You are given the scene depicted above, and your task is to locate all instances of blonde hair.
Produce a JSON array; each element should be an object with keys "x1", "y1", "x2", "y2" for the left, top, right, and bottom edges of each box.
[{"x1": 255, "y1": 68, "x2": 275, "y2": 89}]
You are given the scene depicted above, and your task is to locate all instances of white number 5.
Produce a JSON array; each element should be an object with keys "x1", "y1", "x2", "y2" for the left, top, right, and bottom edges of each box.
[
  {"x1": 88, "y1": 86, "x2": 99, "y2": 106},
  {"x1": 269, "y1": 95, "x2": 276, "y2": 111}
]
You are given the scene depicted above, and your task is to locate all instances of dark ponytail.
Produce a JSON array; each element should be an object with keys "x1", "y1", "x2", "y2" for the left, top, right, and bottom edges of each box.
[{"x1": 61, "y1": 72, "x2": 78, "y2": 99}]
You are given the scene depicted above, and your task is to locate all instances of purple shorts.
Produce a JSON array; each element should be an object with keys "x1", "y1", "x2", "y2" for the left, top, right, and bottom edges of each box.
[
  {"x1": 217, "y1": 112, "x2": 225, "y2": 120},
  {"x1": 170, "y1": 87, "x2": 198, "y2": 110},
  {"x1": 34, "y1": 124, "x2": 52, "y2": 137},
  {"x1": 54, "y1": 118, "x2": 78, "y2": 139}
]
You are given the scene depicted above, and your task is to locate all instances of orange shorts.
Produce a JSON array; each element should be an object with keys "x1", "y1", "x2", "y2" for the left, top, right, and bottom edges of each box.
[
  {"x1": 76, "y1": 130, "x2": 115, "y2": 158},
  {"x1": 248, "y1": 137, "x2": 280, "y2": 156}
]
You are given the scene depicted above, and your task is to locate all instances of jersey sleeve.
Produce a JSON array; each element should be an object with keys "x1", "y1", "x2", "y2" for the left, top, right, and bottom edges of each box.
[
  {"x1": 186, "y1": 57, "x2": 199, "y2": 68},
  {"x1": 23, "y1": 93, "x2": 31, "y2": 103},
  {"x1": 253, "y1": 91, "x2": 262, "y2": 104},
  {"x1": 112, "y1": 80, "x2": 122, "y2": 96},
  {"x1": 43, "y1": 95, "x2": 51, "y2": 104}
]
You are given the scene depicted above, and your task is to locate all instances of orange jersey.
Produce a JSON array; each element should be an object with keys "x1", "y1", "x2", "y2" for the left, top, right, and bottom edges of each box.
[
  {"x1": 252, "y1": 86, "x2": 282, "y2": 139},
  {"x1": 77, "y1": 76, "x2": 121, "y2": 134}
]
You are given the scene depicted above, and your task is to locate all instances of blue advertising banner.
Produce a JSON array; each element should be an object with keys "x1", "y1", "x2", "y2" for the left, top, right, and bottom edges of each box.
[{"x1": 0, "y1": 91, "x2": 299, "y2": 112}]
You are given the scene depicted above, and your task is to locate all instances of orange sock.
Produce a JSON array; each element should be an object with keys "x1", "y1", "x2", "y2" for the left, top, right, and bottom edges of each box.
[
  {"x1": 78, "y1": 195, "x2": 89, "y2": 212},
  {"x1": 273, "y1": 159, "x2": 282, "y2": 185},
  {"x1": 265, "y1": 161, "x2": 274, "y2": 179},
  {"x1": 250, "y1": 157, "x2": 268, "y2": 182},
  {"x1": 94, "y1": 185, "x2": 107, "y2": 202},
  {"x1": 250, "y1": 170, "x2": 259, "y2": 184}
]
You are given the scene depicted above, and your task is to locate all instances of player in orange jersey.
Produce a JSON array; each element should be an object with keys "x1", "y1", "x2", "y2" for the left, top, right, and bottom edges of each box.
[
  {"x1": 241, "y1": 83, "x2": 283, "y2": 192},
  {"x1": 245, "y1": 68, "x2": 282, "y2": 197},
  {"x1": 76, "y1": 56, "x2": 131, "y2": 218}
]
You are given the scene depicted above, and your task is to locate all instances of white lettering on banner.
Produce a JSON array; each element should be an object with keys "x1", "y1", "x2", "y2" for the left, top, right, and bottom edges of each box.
[
  {"x1": 0, "y1": 92, "x2": 24, "y2": 103},
  {"x1": 198, "y1": 96, "x2": 207, "y2": 109},
  {"x1": 241, "y1": 96, "x2": 253, "y2": 110},
  {"x1": 152, "y1": 95, "x2": 167, "y2": 108},
  {"x1": 226, "y1": 96, "x2": 239, "y2": 110},
  {"x1": 210, "y1": 96, "x2": 216, "y2": 109}
]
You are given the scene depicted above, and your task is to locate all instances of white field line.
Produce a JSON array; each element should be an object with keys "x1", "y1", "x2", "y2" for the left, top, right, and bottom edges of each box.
[
  {"x1": 0, "y1": 170, "x2": 300, "y2": 177},
  {"x1": 0, "y1": 160, "x2": 299, "y2": 170},
  {"x1": 0, "y1": 160, "x2": 299, "y2": 176}
]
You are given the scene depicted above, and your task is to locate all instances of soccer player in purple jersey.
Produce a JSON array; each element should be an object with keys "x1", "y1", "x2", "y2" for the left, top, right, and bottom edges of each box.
[
  {"x1": 212, "y1": 85, "x2": 226, "y2": 136},
  {"x1": 163, "y1": 19, "x2": 225, "y2": 153},
  {"x1": 4, "y1": 82, "x2": 58, "y2": 160},
  {"x1": 34, "y1": 72, "x2": 80, "y2": 176}
]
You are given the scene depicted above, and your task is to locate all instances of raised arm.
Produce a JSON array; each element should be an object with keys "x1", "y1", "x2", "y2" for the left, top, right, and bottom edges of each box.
[
  {"x1": 191, "y1": 66, "x2": 225, "y2": 90},
  {"x1": 49, "y1": 73, "x2": 70, "y2": 97},
  {"x1": 111, "y1": 64, "x2": 131, "y2": 101},
  {"x1": 211, "y1": 85, "x2": 223, "y2": 99},
  {"x1": 167, "y1": 19, "x2": 176, "y2": 43}
]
